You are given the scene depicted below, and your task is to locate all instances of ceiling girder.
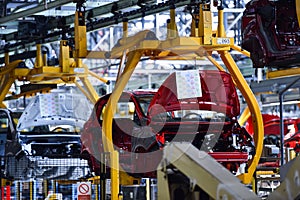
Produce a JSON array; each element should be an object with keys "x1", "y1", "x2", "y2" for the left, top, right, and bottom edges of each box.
[{"x1": 0, "y1": 0, "x2": 74, "y2": 24}]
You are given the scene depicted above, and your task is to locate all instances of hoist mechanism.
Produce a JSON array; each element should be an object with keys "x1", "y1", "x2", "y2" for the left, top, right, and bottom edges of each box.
[{"x1": 71, "y1": 0, "x2": 264, "y2": 199}]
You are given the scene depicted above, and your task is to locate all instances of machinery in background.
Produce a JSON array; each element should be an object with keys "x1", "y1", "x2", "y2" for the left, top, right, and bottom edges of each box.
[
  {"x1": 81, "y1": 70, "x2": 255, "y2": 179},
  {"x1": 0, "y1": 91, "x2": 92, "y2": 180},
  {"x1": 241, "y1": 0, "x2": 300, "y2": 68}
]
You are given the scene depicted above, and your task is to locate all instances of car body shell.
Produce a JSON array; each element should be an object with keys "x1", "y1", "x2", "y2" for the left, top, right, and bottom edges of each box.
[
  {"x1": 241, "y1": 0, "x2": 300, "y2": 68},
  {"x1": 81, "y1": 70, "x2": 254, "y2": 177}
]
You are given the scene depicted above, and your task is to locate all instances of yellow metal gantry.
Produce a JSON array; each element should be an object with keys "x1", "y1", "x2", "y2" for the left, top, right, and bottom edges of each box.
[
  {"x1": 72, "y1": 2, "x2": 264, "y2": 200},
  {"x1": 0, "y1": 37, "x2": 110, "y2": 107}
]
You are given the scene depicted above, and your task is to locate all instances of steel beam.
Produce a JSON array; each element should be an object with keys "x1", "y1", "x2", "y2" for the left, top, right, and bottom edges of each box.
[
  {"x1": 0, "y1": 0, "x2": 74, "y2": 24},
  {"x1": 250, "y1": 75, "x2": 300, "y2": 94}
]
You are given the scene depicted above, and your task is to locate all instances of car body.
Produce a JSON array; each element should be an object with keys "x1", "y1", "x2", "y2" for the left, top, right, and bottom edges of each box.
[
  {"x1": 0, "y1": 91, "x2": 92, "y2": 180},
  {"x1": 245, "y1": 114, "x2": 300, "y2": 166},
  {"x1": 241, "y1": 0, "x2": 300, "y2": 68},
  {"x1": 245, "y1": 114, "x2": 300, "y2": 145},
  {"x1": 81, "y1": 70, "x2": 254, "y2": 177}
]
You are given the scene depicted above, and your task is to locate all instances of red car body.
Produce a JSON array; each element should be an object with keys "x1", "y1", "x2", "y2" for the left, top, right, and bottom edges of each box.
[
  {"x1": 245, "y1": 114, "x2": 300, "y2": 153},
  {"x1": 81, "y1": 70, "x2": 254, "y2": 177},
  {"x1": 241, "y1": 0, "x2": 300, "y2": 68}
]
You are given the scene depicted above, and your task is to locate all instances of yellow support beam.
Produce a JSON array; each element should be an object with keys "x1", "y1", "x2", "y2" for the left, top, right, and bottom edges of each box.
[
  {"x1": 60, "y1": 40, "x2": 70, "y2": 73},
  {"x1": 102, "y1": 50, "x2": 143, "y2": 200},
  {"x1": 74, "y1": 11, "x2": 87, "y2": 58},
  {"x1": 238, "y1": 106, "x2": 251, "y2": 126},
  {"x1": 35, "y1": 44, "x2": 44, "y2": 68},
  {"x1": 219, "y1": 50, "x2": 263, "y2": 184},
  {"x1": 72, "y1": 2, "x2": 263, "y2": 191},
  {"x1": 267, "y1": 67, "x2": 300, "y2": 79}
]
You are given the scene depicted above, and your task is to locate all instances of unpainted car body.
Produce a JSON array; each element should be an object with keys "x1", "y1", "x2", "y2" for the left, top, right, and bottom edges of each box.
[
  {"x1": 81, "y1": 70, "x2": 254, "y2": 177},
  {"x1": 242, "y1": 0, "x2": 300, "y2": 68},
  {"x1": 0, "y1": 91, "x2": 92, "y2": 180}
]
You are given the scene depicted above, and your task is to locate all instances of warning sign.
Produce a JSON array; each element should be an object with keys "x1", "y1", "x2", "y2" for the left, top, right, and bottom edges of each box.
[{"x1": 77, "y1": 182, "x2": 91, "y2": 200}]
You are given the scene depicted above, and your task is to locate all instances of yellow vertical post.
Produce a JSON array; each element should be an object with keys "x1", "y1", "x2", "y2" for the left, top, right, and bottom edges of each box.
[
  {"x1": 217, "y1": 6, "x2": 226, "y2": 37},
  {"x1": 95, "y1": 183, "x2": 99, "y2": 200},
  {"x1": 111, "y1": 150, "x2": 120, "y2": 200},
  {"x1": 123, "y1": 18, "x2": 128, "y2": 38},
  {"x1": 74, "y1": 11, "x2": 87, "y2": 58},
  {"x1": 44, "y1": 180, "x2": 48, "y2": 199},
  {"x1": 190, "y1": 12, "x2": 197, "y2": 37},
  {"x1": 60, "y1": 40, "x2": 70, "y2": 73},
  {"x1": 30, "y1": 181, "x2": 33, "y2": 200},
  {"x1": 35, "y1": 44, "x2": 43, "y2": 68},
  {"x1": 198, "y1": 4, "x2": 212, "y2": 44},
  {"x1": 43, "y1": 51, "x2": 47, "y2": 66},
  {"x1": 4, "y1": 51, "x2": 9, "y2": 65},
  {"x1": 296, "y1": 0, "x2": 300, "y2": 27},
  {"x1": 219, "y1": 50, "x2": 264, "y2": 184},
  {"x1": 166, "y1": 19, "x2": 171, "y2": 39},
  {"x1": 102, "y1": 50, "x2": 143, "y2": 200},
  {"x1": 169, "y1": 5, "x2": 178, "y2": 38}
]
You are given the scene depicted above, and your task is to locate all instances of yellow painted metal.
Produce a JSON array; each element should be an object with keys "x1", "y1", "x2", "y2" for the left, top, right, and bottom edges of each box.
[
  {"x1": 74, "y1": 81, "x2": 96, "y2": 103},
  {"x1": 102, "y1": 50, "x2": 143, "y2": 199},
  {"x1": 238, "y1": 106, "x2": 251, "y2": 126},
  {"x1": 86, "y1": 50, "x2": 109, "y2": 59},
  {"x1": 206, "y1": 54, "x2": 225, "y2": 71},
  {"x1": 78, "y1": 77, "x2": 99, "y2": 104},
  {"x1": 0, "y1": 60, "x2": 25, "y2": 75},
  {"x1": 266, "y1": 67, "x2": 300, "y2": 79},
  {"x1": 109, "y1": 30, "x2": 159, "y2": 58},
  {"x1": 5, "y1": 52, "x2": 9, "y2": 65},
  {"x1": 35, "y1": 44, "x2": 44, "y2": 68},
  {"x1": 0, "y1": 50, "x2": 100, "y2": 108},
  {"x1": 0, "y1": 60, "x2": 24, "y2": 108},
  {"x1": 219, "y1": 50, "x2": 263, "y2": 184},
  {"x1": 88, "y1": 70, "x2": 110, "y2": 84},
  {"x1": 111, "y1": 150, "x2": 120, "y2": 199},
  {"x1": 231, "y1": 45, "x2": 250, "y2": 57},
  {"x1": 217, "y1": 8, "x2": 225, "y2": 37},
  {"x1": 190, "y1": 13, "x2": 196, "y2": 37},
  {"x1": 169, "y1": 8, "x2": 178, "y2": 38},
  {"x1": 30, "y1": 181, "x2": 33, "y2": 200},
  {"x1": 296, "y1": 0, "x2": 300, "y2": 27},
  {"x1": 71, "y1": 2, "x2": 263, "y2": 193},
  {"x1": 199, "y1": 4, "x2": 212, "y2": 45},
  {"x1": 60, "y1": 40, "x2": 70, "y2": 73},
  {"x1": 44, "y1": 180, "x2": 48, "y2": 199},
  {"x1": 123, "y1": 20, "x2": 128, "y2": 38},
  {"x1": 74, "y1": 11, "x2": 87, "y2": 58}
]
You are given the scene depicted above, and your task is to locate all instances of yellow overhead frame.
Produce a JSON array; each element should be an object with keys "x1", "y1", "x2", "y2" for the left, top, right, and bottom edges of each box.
[
  {"x1": 72, "y1": 3, "x2": 264, "y2": 199},
  {"x1": 0, "y1": 36, "x2": 110, "y2": 106}
]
